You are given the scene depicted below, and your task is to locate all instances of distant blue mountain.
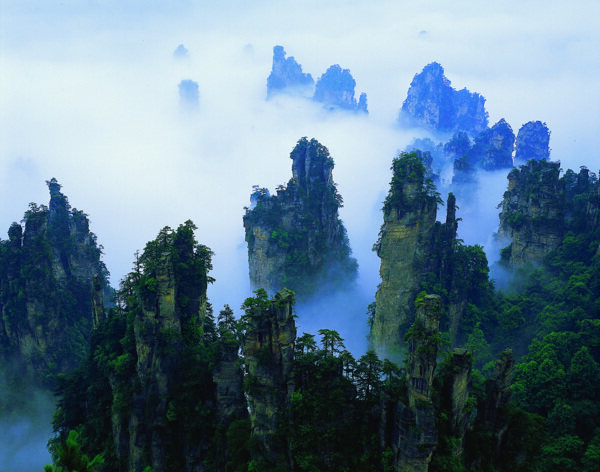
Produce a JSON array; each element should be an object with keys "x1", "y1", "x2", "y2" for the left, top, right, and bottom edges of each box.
[
  {"x1": 173, "y1": 44, "x2": 189, "y2": 59},
  {"x1": 266, "y1": 45, "x2": 314, "y2": 98},
  {"x1": 400, "y1": 62, "x2": 487, "y2": 136},
  {"x1": 468, "y1": 118, "x2": 515, "y2": 170},
  {"x1": 313, "y1": 64, "x2": 368, "y2": 113},
  {"x1": 515, "y1": 121, "x2": 551, "y2": 164},
  {"x1": 179, "y1": 79, "x2": 199, "y2": 108}
]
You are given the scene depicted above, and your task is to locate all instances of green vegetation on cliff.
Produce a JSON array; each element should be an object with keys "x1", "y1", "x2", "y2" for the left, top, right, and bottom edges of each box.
[
  {"x1": 243, "y1": 137, "x2": 357, "y2": 297},
  {"x1": 28, "y1": 157, "x2": 600, "y2": 472},
  {"x1": 371, "y1": 152, "x2": 495, "y2": 358},
  {"x1": 0, "y1": 178, "x2": 109, "y2": 388},
  {"x1": 50, "y1": 221, "x2": 245, "y2": 472}
]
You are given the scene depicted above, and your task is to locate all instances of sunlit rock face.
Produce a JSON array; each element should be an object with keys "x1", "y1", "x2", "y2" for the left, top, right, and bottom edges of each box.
[
  {"x1": 400, "y1": 62, "x2": 488, "y2": 136},
  {"x1": 468, "y1": 118, "x2": 515, "y2": 171},
  {"x1": 313, "y1": 64, "x2": 368, "y2": 113},
  {"x1": 243, "y1": 137, "x2": 357, "y2": 298},
  {"x1": 514, "y1": 120, "x2": 551, "y2": 165},
  {"x1": 370, "y1": 153, "x2": 438, "y2": 359},
  {"x1": 266, "y1": 45, "x2": 314, "y2": 98},
  {"x1": 0, "y1": 178, "x2": 109, "y2": 385}
]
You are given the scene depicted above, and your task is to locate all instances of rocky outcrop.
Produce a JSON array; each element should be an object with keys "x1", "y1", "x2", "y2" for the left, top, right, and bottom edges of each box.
[
  {"x1": 107, "y1": 222, "x2": 218, "y2": 472},
  {"x1": 400, "y1": 62, "x2": 488, "y2": 136},
  {"x1": 0, "y1": 178, "x2": 109, "y2": 384},
  {"x1": 479, "y1": 349, "x2": 514, "y2": 459},
  {"x1": 128, "y1": 251, "x2": 183, "y2": 472},
  {"x1": 392, "y1": 295, "x2": 441, "y2": 472},
  {"x1": 243, "y1": 289, "x2": 296, "y2": 469},
  {"x1": 444, "y1": 131, "x2": 471, "y2": 162},
  {"x1": 514, "y1": 121, "x2": 550, "y2": 165},
  {"x1": 266, "y1": 45, "x2": 314, "y2": 98},
  {"x1": 370, "y1": 153, "x2": 446, "y2": 358},
  {"x1": 442, "y1": 349, "x2": 474, "y2": 457},
  {"x1": 499, "y1": 160, "x2": 600, "y2": 267},
  {"x1": 243, "y1": 137, "x2": 357, "y2": 297},
  {"x1": 313, "y1": 64, "x2": 368, "y2": 113},
  {"x1": 468, "y1": 118, "x2": 515, "y2": 170},
  {"x1": 498, "y1": 160, "x2": 564, "y2": 266}
]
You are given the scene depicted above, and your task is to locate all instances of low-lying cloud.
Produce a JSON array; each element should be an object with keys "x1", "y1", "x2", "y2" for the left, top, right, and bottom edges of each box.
[{"x1": 1, "y1": 0, "x2": 599, "y2": 343}]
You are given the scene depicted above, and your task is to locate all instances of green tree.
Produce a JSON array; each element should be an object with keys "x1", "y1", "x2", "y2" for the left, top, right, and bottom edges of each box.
[{"x1": 45, "y1": 430, "x2": 104, "y2": 472}]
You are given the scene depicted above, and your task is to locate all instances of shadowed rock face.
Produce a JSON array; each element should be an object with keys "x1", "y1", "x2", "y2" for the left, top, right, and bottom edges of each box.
[
  {"x1": 313, "y1": 64, "x2": 368, "y2": 113},
  {"x1": 400, "y1": 62, "x2": 488, "y2": 136},
  {"x1": 514, "y1": 121, "x2": 550, "y2": 165},
  {"x1": 266, "y1": 45, "x2": 314, "y2": 98},
  {"x1": 393, "y1": 295, "x2": 441, "y2": 472},
  {"x1": 243, "y1": 289, "x2": 296, "y2": 469},
  {"x1": 243, "y1": 137, "x2": 357, "y2": 298},
  {"x1": 480, "y1": 349, "x2": 515, "y2": 459},
  {"x1": 0, "y1": 178, "x2": 109, "y2": 385}
]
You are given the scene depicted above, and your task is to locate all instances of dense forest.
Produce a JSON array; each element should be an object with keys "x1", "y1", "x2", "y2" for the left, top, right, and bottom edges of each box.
[{"x1": 1, "y1": 144, "x2": 598, "y2": 471}]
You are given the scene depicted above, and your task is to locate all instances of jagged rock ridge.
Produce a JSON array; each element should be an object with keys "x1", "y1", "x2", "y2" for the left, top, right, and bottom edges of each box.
[
  {"x1": 400, "y1": 62, "x2": 488, "y2": 136},
  {"x1": 243, "y1": 137, "x2": 357, "y2": 297},
  {"x1": 313, "y1": 64, "x2": 368, "y2": 113},
  {"x1": 266, "y1": 45, "x2": 314, "y2": 98}
]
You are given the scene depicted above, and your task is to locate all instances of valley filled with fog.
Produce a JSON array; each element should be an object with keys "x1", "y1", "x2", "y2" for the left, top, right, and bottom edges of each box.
[{"x1": 1, "y1": 1, "x2": 599, "y2": 470}]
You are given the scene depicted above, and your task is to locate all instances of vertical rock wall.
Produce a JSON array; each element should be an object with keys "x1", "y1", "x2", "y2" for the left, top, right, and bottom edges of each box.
[
  {"x1": 370, "y1": 154, "x2": 438, "y2": 358},
  {"x1": 243, "y1": 137, "x2": 357, "y2": 297},
  {"x1": 393, "y1": 295, "x2": 441, "y2": 472},
  {"x1": 0, "y1": 178, "x2": 109, "y2": 383},
  {"x1": 498, "y1": 160, "x2": 565, "y2": 266},
  {"x1": 243, "y1": 289, "x2": 296, "y2": 468}
]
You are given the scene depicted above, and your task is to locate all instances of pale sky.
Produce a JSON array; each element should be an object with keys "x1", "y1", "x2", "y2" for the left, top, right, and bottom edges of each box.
[{"x1": 1, "y1": 0, "x2": 599, "y2": 340}]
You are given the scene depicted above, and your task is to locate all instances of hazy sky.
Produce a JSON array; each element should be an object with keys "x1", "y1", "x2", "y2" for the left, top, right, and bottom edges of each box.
[{"x1": 2, "y1": 0, "x2": 599, "y2": 330}]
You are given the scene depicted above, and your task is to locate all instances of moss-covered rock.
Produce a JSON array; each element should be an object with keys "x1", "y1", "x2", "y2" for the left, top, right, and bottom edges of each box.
[
  {"x1": 0, "y1": 178, "x2": 110, "y2": 386},
  {"x1": 242, "y1": 288, "x2": 296, "y2": 469},
  {"x1": 243, "y1": 137, "x2": 357, "y2": 298},
  {"x1": 496, "y1": 160, "x2": 600, "y2": 267}
]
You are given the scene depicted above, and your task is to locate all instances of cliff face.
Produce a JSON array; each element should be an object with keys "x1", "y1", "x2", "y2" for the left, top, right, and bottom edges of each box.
[
  {"x1": 393, "y1": 295, "x2": 441, "y2": 472},
  {"x1": 313, "y1": 64, "x2": 368, "y2": 113},
  {"x1": 96, "y1": 222, "x2": 239, "y2": 472},
  {"x1": 243, "y1": 137, "x2": 357, "y2": 297},
  {"x1": 371, "y1": 152, "x2": 478, "y2": 356},
  {"x1": 440, "y1": 349, "x2": 474, "y2": 457},
  {"x1": 400, "y1": 62, "x2": 488, "y2": 136},
  {"x1": 117, "y1": 223, "x2": 216, "y2": 472},
  {"x1": 514, "y1": 121, "x2": 551, "y2": 165},
  {"x1": 479, "y1": 349, "x2": 514, "y2": 460},
  {"x1": 371, "y1": 153, "x2": 438, "y2": 358},
  {"x1": 242, "y1": 289, "x2": 296, "y2": 469},
  {"x1": 266, "y1": 45, "x2": 314, "y2": 98},
  {"x1": 498, "y1": 160, "x2": 565, "y2": 266},
  {"x1": 0, "y1": 178, "x2": 109, "y2": 384}
]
